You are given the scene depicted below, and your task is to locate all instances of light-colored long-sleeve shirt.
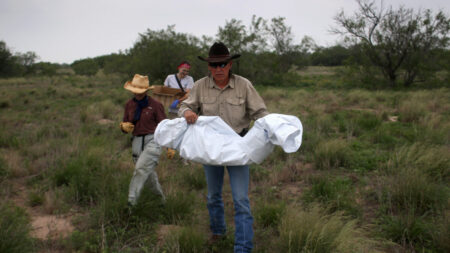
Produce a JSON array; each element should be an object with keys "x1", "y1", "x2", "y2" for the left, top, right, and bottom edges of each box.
[{"x1": 179, "y1": 74, "x2": 269, "y2": 134}]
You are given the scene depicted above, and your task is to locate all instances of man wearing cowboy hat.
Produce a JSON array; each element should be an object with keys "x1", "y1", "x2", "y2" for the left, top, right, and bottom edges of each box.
[
  {"x1": 179, "y1": 42, "x2": 268, "y2": 252},
  {"x1": 121, "y1": 74, "x2": 166, "y2": 206}
]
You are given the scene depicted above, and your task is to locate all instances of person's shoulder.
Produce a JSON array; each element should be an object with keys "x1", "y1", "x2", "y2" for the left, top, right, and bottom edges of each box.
[
  {"x1": 194, "y1": 76, "x2": 209, "y2": 85},
  {"x1": 149, "y1": 97, "x2": 164, "y2": 108},
  {"x1": 125, "y1": 98, "x2": 135, "y2": 106},
  {"x1": 233, "y1": 74, "x2": 252, "y2": 86},
  {"x1": 165, "y1": 74, "x2": 175, "y2": 80}
]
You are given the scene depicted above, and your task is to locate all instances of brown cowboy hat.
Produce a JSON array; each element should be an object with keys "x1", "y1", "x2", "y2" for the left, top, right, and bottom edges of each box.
[
  {"x1": 124, "y1": 74, "x2": 151, "y2": 94},
  {"x1": 198, "y1": 42, "x2": 241, "y2": 63}
]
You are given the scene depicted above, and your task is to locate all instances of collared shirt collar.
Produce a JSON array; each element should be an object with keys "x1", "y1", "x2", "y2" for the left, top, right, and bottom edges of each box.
[{"x1": 208, "y1": 74, "x2": 235, "y2": 89}]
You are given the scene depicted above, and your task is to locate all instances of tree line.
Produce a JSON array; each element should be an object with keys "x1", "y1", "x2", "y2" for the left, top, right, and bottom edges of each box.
[{"x1": 1, "y1": 0, "x2": 449, "y2": 88}]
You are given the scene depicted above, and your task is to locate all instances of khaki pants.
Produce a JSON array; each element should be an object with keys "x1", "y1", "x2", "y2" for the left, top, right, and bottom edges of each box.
[{"x1": 128, "y1": 134, "x2": 165, "y2": 205}]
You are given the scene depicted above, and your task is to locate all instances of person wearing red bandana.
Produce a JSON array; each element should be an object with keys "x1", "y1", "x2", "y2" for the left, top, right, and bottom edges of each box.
[
  {"x1": 163, "y1": 61, "x2": 195, "y2": 162},
  {"x1": 164, "y1": 61, "x2": 195, "y2": 116}
]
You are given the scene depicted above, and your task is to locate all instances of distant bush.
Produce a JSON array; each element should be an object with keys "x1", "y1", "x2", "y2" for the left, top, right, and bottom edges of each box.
[
  {"x1": 33, "y1": 62, "x2": 60, "y2": 76},
  {"x1": 0, "y1": 203, "x2": 34, "y2": 253},
  {"x1": 311, "y1": 45, "x2": 352, "y2": 66},
  {"x1": 71, "y1": 58, "x2": 99, "y2": 76}
]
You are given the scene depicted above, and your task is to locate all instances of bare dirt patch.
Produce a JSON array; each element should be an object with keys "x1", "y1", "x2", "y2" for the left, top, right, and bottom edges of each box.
[
  {"x1": 31, "y1": 215, "x2": 75, "y2": 240},
  {"x1": 9, "y1": 178, "x2": 75, "y2": 240},
  {"x1": 156, "y1": 224, "x2": 181, "y2": 248}
]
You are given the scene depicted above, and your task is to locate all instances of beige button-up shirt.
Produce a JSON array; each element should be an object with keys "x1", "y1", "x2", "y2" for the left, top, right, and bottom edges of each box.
[{"x1": 179, "y1": 74, "x2": 269, "y2": 134}]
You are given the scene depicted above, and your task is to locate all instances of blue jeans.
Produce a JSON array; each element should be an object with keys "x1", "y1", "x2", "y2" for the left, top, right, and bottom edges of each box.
[{"x1": 204, "y1": 164, "x2": 253, "y2": 253}]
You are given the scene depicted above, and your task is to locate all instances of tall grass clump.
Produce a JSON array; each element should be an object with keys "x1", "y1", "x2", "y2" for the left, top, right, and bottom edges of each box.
[
  {"x1": 314, "y1": 139, "x2": 350, "y2": 170},
  {"x1": 397, "y1": 100, "x2": 427, "y2": 123},
  {"x1": 162, "y1": 227, "x2": 205, "y2": 253},
  {"x1": 163, "y1": 192, "x2": 196, "y2": 224},
  {"x1": 51, "y1": 153, "x2": 104, "y2": 205},
  {"x1": 380, "y1": 210, "x2": 450, "y2": 252},
  {"x1": 0, "y1": 130, "x2": 20, "y2": 148},
  {"x1": 0, "y1": 203, "x2": 34, "y2": 253},
  {"x1": 81, "y1": 99, "x2": 120, "y2": 122},
  {"x1": 254, "y1": 200, "x2": 285, "y2": 228},
  {"x1": 181, "y1": 167, "x2": 206, "y2": 190},
  {"x1": 387, "y1": 144, "x2": 450, "y2": 182},
  {"x1": 371, "y1": 122, "x2": 418, "y2": 148},
  {"x1": 377, "y1": 144, "x2": 449, "y2": 251},
  {"x1": 382, "y1": 166, "x2": 447, "y2": 216},
  {"x1": 0, "y1": 156, "x2": 8, "y2": 180},
  {"x1": 278, "y1": 204, "x2": 376, "y2": 252},
  {"x1": 302, "y1": 176, "x2": 360, "y2": 216}
]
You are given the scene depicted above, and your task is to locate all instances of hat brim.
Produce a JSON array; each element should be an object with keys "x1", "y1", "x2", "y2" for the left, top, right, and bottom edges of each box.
[
  {"x1": 198, "y1": 54, "x2": 241, "y2": 63},
  {"x1": 124, "y1": 81, "x2": 150, "y2": 94}
]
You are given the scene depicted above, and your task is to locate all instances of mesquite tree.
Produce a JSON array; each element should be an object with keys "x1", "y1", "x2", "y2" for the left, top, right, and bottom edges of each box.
[{"x1": 333, "y1": 0, "x2": 449, "y2": 87}]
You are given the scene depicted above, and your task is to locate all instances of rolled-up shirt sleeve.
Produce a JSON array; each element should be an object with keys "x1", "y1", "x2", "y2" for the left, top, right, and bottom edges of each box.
[
  {"x1": 246, "y1": 84, "x2": 269, "y2": 120},
  {"x1": 178, "y1": 81, "x2": 200, "y2": 117}
]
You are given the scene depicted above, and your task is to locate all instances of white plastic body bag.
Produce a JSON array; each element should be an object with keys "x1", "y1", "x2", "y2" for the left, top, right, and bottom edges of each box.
[{"x1": 154, "y1": 113, "x2": 303, "y2": 165}]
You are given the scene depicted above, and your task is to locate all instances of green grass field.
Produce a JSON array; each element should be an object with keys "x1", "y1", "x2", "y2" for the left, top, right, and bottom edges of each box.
[{"x1": 0, "y1": 69, "x2": 448, "y2": 252}]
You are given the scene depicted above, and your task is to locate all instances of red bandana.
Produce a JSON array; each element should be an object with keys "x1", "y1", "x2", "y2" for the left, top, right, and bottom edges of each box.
[{"x1": 177, "y1": 63, "x2": 191, "y2": 69}]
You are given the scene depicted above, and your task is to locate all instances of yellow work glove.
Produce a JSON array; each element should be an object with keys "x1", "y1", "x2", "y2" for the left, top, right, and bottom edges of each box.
[
  {"x1": 167, "y1": 148, "x2": 176, "y2": 159},
  {"x1": 120, "y1": 122, "x2": 134, "y2": 133}
]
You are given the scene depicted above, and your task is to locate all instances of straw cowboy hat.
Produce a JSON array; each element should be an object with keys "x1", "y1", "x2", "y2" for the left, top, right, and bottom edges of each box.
[
  {"x1": 198, "y1": 42, "x2": 241, "y2": 63},
  {"x1": 124, "y1": 74, "x2": 152, "y2": 94}
]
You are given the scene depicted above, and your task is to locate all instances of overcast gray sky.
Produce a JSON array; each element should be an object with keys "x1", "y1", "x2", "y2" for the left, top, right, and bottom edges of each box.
[{"x1": 1, "y1": 0, "x2": 448, "y2": 64}]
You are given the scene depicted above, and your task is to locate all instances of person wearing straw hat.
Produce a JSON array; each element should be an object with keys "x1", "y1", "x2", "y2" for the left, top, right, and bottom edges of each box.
[
  {"x1": 179, "y1": 42, "x2": 268, "y2": 253},
  {"x1": 120, "y1": 74, "x2": 166, "y2": 206}
]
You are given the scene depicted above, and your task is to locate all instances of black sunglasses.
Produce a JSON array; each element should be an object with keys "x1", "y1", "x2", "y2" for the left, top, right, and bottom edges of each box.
[{"x1": 208, "y1": 62, "x2": 229, "y2": 68}]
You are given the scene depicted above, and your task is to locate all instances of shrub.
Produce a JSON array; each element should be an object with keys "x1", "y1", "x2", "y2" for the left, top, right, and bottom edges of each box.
[
  {"x1": 0, "y1": 203, "x2": 34, "y2": 253},
  {"x1": 0, "y1": 100, "x2": 10, "y2": 108},
  {"x1": 27, "y1": 190, "x2": 44, "y2": 207}
]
